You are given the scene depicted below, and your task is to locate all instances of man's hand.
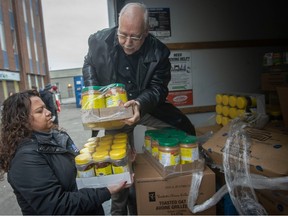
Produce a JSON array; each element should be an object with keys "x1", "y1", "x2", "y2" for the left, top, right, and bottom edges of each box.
[{"x1": 122, "y1": 100, "x2": 140, "y2": 125}]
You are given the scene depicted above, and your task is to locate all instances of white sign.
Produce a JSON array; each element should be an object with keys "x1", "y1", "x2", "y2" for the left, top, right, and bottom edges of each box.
[
  {"x1": 0, "y1": 70, "x2": 20, "y2": 81},
  {"x1": 168, "y1": 51, "x2": 193, "y2": 91}
]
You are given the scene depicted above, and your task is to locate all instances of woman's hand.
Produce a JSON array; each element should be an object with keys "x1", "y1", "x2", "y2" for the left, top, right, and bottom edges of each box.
[{"x1": 107, "y1": 180, "x2": 130, "y2": 195}]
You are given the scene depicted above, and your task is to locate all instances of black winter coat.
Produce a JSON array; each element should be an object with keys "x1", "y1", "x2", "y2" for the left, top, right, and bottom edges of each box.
[
  {"x1": 82, "y1": 27, "x2": 195, "y2": 135},
  {"x1": 8, "y1": 130, "x2": 110, "y2": 215}
]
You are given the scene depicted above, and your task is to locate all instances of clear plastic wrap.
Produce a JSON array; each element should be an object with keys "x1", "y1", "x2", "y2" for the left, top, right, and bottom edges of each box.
[
  {"x1": 81, "y1": 84, "x2": 133, "y2": 130},
  {"x1": 188, "y1": 117, "x2": 288, "y2": 214}
]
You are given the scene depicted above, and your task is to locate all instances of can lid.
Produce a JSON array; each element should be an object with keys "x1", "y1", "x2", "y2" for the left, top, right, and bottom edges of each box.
[
  {"x1": 216, "y1": 114, "x2": 222, "y2": 125},
  {"x1": 92, "y1": 150, "x2": 109, "y2": 161},
  {"x1": 180, "y1": 135, "x2": 197, "y2": 144},
  {"x1": 109, "y1": 149, "x2": 126, "y2": 160},
  {"x1": 113, "y1": 138, "x2": 127, "y2": 144},
  {"x1": 216, "y1": 104, "x2": 222, "y2": 114},
  {"x1": 236, "y1": 97, "x2": 247, "y2": 109},
  {"x1": 80, "y1": 147, "x2": 92, "y2": 154},
  {"x1": 151, "y1": 133, "x2": 168, "y2": 140},
  {"x1": 114, "y1": 133, "x2": 128, "y2": 139},
  {"x1": 96, "y1": 145, "x2": 111, "y2": 151},
  {"x1": 111, "y1": 143, "x2": 126, "y2": 150},
  {"x1": 82, "y1": 86, "x2": 103, "y2": 93},
  {"x1": 158, "y1": 138, "x2": 179, "y2": 147},
  {"x1": 222, "y1": 95, "x2": 229, "y2": 105},
  {"x1": 215, "y1": 94, "x2": 222, "y2": 104},
  {"x1": 228, "y1": 107, "x2": 238, "y2": 119},
  {"x1": 75, "y1": 153, "x2": 92, "y2": 165},
  {"x1": 228, "y1": 95, "x2": 237, "y2": 107},
  {"x1": 222, "y1": 106, "x2": 230, "y2": 116}
]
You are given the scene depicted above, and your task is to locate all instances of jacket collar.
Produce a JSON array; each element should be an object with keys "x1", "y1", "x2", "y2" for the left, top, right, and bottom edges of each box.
[{"x1": 32, "y1": 130, "x2": 68, "y2": 154}]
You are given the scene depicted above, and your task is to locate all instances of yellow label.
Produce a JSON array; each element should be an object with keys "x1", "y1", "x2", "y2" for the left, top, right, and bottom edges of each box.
[
  {"x1": 144, "y1": 138, "x2": 152, "y2": 152},
  {"x1": 82, "y1": 94, "x2": 105, "y2": 109},
  {"x1": 180, "y1": 147, "x2": 199, "y2": 164},
  {"x1": 112, "y1": 164, "x2": 129, "y2": 174},
  {"x1": 159, "y1": 152, "x2": 180, "y2": 166},
  {"x1": 95, "y1": 164, "x2": 112, "y2": 176},
  {"x1": 152, "y1": 146, "x2": 159, "y2": 158}
]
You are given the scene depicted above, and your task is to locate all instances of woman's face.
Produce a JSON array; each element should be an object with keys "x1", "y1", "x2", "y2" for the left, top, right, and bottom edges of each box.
[{"x1": 29, "y1": 96, "x2": 54, "y2": 132}]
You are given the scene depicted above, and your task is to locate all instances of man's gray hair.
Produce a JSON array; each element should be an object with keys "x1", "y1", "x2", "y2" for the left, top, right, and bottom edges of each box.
[{"x1": 119, "y1": 2, "x2": 149, "y2": 31}]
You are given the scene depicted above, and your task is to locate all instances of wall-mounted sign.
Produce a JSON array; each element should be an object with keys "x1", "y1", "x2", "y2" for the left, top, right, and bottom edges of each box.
[
  {"x1": 167, "y1": 51, "x2": 193, "y2": 106},
  {"x1": 148, "y1": 8, "x2": 171, "y2": 37},
  {"x1": 0, "y1": 70, "x2": 20, "y2": 81}
]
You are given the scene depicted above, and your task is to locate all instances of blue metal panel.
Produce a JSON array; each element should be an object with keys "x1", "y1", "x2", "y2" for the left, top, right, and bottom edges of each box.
[{"x1": 73, "y1": 76, "x2": 83, "y2": 108}]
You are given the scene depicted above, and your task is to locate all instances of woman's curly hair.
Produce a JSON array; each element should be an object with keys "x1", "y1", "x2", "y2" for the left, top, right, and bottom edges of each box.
[{"x1": 0, "y1": 90, "x2": 40, "y2": 180}]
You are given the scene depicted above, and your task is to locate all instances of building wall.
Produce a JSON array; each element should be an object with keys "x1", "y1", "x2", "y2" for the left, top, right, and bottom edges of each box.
[
  {"x1": 0, "y1": 0, "x2": 49, "y2": 104},
  {"x1": 50, "y1": 67, "x2": 82, "y2": 99}
]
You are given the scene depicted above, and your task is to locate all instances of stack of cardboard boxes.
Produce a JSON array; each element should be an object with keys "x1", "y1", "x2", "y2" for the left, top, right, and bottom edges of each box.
[{"x1": 202, "y1": 123, "x2": 288, "y2": 215}]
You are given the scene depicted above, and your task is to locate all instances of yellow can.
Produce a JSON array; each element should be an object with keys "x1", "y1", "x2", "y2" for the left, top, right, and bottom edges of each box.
[
  {"x1": 81, "y1": 86, "x2": 105, "y2": 110},
  {"x1": 105, "y1": 83, "x2": 128, "y2": 107},
  {"x1": 215, "y1": 94, "x2": 223, "y2": 104},
  {"x1": 92, "y1": 150, "x2": 112, "y2": 176},
  {"x1": 114, "y1": 133, "x2": 128, "y2": 139},
  {"x1": 75, "y1": 153, "x2": 95, "y2": 178},
  {"x1": 110, "y1": 149, "x2": 129, "y2": 174},
  {"x1": 179, "y1": 135, "x2": 199, "y2": 164},
  {"x1": 111, "y1": 143, "x2": 127, "y2": 150}
]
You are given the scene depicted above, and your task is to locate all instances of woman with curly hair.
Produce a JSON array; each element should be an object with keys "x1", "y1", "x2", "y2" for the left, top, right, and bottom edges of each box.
[{"x1": 0, "y1": 90, "x2": 127, "y2": 215}]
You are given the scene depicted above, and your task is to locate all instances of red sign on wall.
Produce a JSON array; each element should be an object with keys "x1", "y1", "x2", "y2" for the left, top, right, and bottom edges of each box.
[{"x1": 167, "y1": 90, "x2": 193, "y2": 107}]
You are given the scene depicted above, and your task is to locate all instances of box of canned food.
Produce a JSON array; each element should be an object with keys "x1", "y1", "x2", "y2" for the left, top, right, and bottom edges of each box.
[
  {"x1": 76, "y1": 134, "x2": 133, "y2": 188},
  {"x1": 81, "y1": 83, "x2": 133, "y2": 130}
]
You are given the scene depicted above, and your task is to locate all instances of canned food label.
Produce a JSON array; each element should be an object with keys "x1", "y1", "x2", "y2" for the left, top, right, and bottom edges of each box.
[
  {"x1": 152, "y1": 146, "x2": 159, "y2": 158},
  {"x1": 95, "y1": 165, "x2": 112, "y2": 176},
  {"x1": 112, "y1": 164, "x2": 129, "y2": 174},
  {"x1": 144, "y1": 139, "x2": 152, "y2": 152},
  {"x1": 180, "y1": 147, "x2": 199, "y2": 164},
  {"x1": 159, "y1": 152, "x2": 180, "y2": 166}
]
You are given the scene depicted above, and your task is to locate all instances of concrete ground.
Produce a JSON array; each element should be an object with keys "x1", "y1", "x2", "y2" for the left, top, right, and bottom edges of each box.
[{"x1": 0, "y1": 100, "x2": 111, "y2": 215}]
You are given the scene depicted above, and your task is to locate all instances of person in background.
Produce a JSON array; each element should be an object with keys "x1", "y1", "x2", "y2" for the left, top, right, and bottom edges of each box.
[
  {"x1": 0, "y1": 90, "x2": 128, "y2": 215},
  {"x1": 40, "y1": 83, "x2": 59, "y2": 125},
  {"x1": 82, "y1": 2, "x2": 196, "y2": 215},
  {"x1": 31, "y1": 85, "x2": 38, "y2": 91},
  {"x1": 52, "y1": 85, "x2": 61, "y2": 113}
]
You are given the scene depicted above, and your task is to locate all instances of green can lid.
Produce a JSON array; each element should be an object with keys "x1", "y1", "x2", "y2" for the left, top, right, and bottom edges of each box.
[
  {"x1": 82, "y1": 86, "x2": 103, "y2": 92},
  {"x1": 145, "y1": 129, "x2": 161, "y2": 136},
  {"x1": 158, "y1": 138, "x2": 179, "y2": 147},
  {"x1": 169, "y1": 130, "x2": 187, "y2": 140},
  {"x1": 151, "y1": 133, "x2": 169, "y2": 141},
  {"x1": 180, "y1": 135, "x2": 197, "y2": 144},
  {"x1": 106, "y1": 83, "x2": 126, "y2": 89}
]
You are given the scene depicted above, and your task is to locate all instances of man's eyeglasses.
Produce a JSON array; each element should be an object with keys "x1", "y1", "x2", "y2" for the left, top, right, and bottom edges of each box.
[{"x1": 117, "y1": 32, "x2": 143, "y2": 42}]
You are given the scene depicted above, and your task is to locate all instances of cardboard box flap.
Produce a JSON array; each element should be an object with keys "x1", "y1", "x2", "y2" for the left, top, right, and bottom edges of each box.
[{"x1": 202, "y1": 124, "x2": 288, "y2": 177}]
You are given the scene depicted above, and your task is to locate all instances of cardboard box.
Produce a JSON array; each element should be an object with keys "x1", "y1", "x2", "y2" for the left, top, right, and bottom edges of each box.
[
  {"x1": 143, "y1": 148, "x2": 205, "y2": 179},
  {"x1": 261, "y1": 72, "x2": 288, "y2": 91},
  {"x1": 81, "y1": 106, "x2": 133, "y2": 130},
  {"x1": 256, "y1": 189, "x2": 288, "y2": 215},
  {"x1": 196, "y1": 125, "x2": 222, "y2": 136},
  {"x1": 202, "y1": 125, "x2": 288, "y2": 177},
  {"x1": 134, "y1": 154, "x2": 216, "y2": 215},
  {"x1": 76, "y1": 172, "x2": 132, "y2": 189}
]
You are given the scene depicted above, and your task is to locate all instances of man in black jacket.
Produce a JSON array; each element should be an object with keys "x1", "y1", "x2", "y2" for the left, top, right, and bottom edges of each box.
[{"x1": 82, "y1": 2, "x2": 196, "y2": 215}]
